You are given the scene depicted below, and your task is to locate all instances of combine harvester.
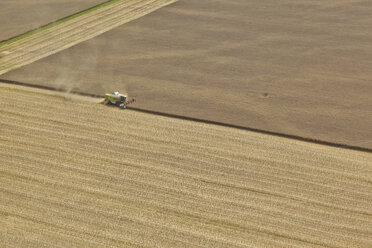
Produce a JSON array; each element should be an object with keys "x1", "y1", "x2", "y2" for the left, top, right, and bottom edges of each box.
[{"x1": 104, "y1": 92, "x2": 135, "y2": 109}]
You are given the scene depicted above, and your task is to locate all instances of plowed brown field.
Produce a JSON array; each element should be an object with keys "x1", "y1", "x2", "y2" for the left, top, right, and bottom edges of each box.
[{"x1": 1, "y1": 83, "x2": 371, "y2": 247}]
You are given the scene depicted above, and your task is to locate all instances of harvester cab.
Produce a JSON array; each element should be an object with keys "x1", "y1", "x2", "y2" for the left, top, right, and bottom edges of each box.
[{"x1": 104, "y1": 92, "x2": 135, "y2": 109}]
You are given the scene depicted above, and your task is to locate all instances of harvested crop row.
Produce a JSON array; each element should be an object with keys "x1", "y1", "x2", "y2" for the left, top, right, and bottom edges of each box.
[
  {"x1": 0, "y1": 0, "x2": 178, "y2": 75},
  {"x1": 0, "y1": 83, "x2": 371, "y2": 248}
]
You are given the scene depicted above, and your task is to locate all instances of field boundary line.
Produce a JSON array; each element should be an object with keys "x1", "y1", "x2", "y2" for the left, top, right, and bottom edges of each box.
[
  {"x1": 1, "y1": 79, "x2": 371, "y2": 154},
  {"x1": 0, "y1": 0, "x2": 179, "y2": 76},
  {"x1": 0, "y1": 0, "x2": 121, "y2": 48}
]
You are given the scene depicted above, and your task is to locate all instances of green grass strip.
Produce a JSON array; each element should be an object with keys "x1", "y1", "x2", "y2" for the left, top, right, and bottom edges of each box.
[{"x1": 0, "y1": 0, "x2": 121, "y2": 48}]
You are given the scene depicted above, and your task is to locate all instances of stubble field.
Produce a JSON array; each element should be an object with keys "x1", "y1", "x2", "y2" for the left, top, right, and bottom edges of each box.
[
  {"x1": 1, "y1": 1, "x2": 372, "y2": 247},
  {"x1": 0, "y1": 83, "x2": 371, "y2": 247}
]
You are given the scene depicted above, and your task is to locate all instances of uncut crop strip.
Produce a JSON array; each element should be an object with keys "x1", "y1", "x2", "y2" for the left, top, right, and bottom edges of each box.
[
  {"x1": 0, "y1": 84, "x2": 372, "y2": 248},
  {"x1": 0, "y1": 0, "x2": 178, "y2": 75}
]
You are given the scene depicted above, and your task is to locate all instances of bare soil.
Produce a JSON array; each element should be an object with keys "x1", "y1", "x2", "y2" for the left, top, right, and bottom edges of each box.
[
  {"x1": 0, "y1": 83, "x2": 371, "y2": 247},
  {"x1": 2, "y1": 0, "x2": 371, "y2": 149}
]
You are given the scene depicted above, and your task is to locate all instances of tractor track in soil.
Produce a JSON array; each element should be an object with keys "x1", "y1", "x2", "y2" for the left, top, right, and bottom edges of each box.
[
  {"x1": 0, "y1": 83, "x2": 372, "y2": 247},
  {"x1": 0, "y1": 0, "x2": 178, "y2": 76}
]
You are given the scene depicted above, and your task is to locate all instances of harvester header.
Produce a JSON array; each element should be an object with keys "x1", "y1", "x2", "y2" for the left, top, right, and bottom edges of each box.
[{"x1": 104, "y1": 92, "x2": 135, "y2": 109}]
